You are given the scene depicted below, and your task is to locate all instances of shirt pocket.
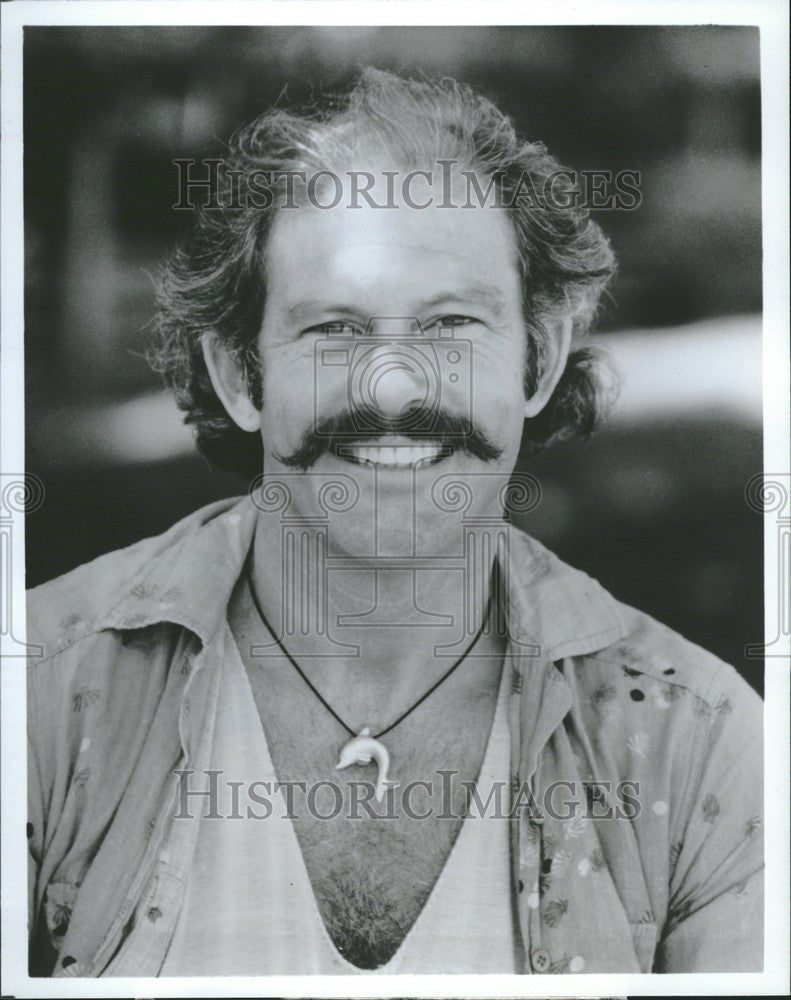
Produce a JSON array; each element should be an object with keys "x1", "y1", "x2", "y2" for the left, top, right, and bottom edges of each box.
[
  {"x1": 630, "y1": 920, "x2": 659, "y2": 973},
  {"x1": 43, "y1": 881, "x2": 80, "y2": 952}
]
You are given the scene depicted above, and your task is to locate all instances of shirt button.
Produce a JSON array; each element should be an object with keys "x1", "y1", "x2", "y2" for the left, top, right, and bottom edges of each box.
[
  {"x1": 531, "y1": 948, "x2": 551, "y2": 972},
  {"x1": 60, "y1": 955, "x2": 82, "y2": 976}
]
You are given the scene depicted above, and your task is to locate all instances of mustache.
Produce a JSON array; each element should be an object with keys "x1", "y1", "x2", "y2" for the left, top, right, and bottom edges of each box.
[{"x1": 273, "y1": 405, "x2": 503, "y2": 471}]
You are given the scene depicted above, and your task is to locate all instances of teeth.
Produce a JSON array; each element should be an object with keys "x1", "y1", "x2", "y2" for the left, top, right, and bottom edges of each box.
[{"x1": 344, "y1": 444, "x2": 445, "y2": 468}]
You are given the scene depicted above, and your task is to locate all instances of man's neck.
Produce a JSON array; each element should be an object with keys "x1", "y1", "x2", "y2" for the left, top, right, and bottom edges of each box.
[{"x1": 246, "y1": 511, "x2": 503, "y2": 691}]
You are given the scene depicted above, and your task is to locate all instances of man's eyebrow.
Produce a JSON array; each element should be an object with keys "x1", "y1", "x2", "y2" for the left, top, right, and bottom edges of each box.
[
  {"x1": 419, "y1": 287, "x2": 508, "y2": 317},
  {"x1": 284, "y1": 301, "x2": 368, "y2": 325},
  {"x1": 283, "y1": 287, "x2": 508, "y2": 325}
]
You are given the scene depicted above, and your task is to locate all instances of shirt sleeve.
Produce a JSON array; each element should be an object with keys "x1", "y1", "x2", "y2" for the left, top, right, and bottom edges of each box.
[
  {"x1": 655, "y1": 666, "x2": 764, "y2": 972},
  {"x1": 28, "y1": 732, "x2": 43, "y2": 934},
  {"x1": 28, "y1": 661, "x2": 62, "y2": 976},
  {"x1": 27, "y1": 667, "x2": 47, "y2": 936}
]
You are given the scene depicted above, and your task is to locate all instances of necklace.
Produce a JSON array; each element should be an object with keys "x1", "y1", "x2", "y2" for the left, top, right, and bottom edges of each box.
[{"x1": 246, "y1": 557, "x2": 493, "y2": 802}]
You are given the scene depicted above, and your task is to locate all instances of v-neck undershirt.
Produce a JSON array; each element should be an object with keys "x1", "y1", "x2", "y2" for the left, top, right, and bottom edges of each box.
[{"x1": 160, "y1": 622, "x2": 516, "y2": 975}]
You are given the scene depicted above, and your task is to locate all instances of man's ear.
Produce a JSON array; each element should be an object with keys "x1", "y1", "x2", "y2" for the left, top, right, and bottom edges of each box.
[
  {"x1": 523, "y1": 316, "x2": 573, "y2": 419},
  {"x1": 201, "y1": 333, "x2": 261, "y2": 433}
]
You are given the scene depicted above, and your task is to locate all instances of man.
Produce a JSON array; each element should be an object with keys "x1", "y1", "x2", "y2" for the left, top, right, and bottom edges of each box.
[{"x1": 27, "y1": 68, "x2": 763, "y2": 976}]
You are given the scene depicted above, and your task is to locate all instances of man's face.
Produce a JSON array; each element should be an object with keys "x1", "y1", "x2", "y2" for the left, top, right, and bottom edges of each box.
[{"x1": 255, "y1": 190, "x2": 530, "y2": 554}]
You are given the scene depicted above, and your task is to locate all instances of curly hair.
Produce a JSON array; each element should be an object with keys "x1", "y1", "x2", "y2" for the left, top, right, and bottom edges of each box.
[{"x1": 151, "y1": 68, "x2": 617, "y2": 478}]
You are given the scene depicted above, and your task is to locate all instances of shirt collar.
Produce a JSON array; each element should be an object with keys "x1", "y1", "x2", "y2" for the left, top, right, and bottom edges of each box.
[
  {"x1": 504, "y1": 529, "x2": 628, "y2": 662},
  {"x1": 97, "y1": 495, "x2": 627, "y2": 659},
  {"x1": 97, "y1": 496, "x2": 258, "y2": 647}
]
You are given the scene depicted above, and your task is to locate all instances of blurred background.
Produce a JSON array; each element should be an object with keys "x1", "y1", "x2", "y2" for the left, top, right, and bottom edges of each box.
[{"x1": 24, "y1": 26, "x2": 763, "y2": 692}]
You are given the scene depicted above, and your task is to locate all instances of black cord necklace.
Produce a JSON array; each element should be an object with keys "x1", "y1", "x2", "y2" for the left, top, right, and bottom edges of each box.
[{"x1": 246, "y1": 555, "x2": 493, "y2": 802}]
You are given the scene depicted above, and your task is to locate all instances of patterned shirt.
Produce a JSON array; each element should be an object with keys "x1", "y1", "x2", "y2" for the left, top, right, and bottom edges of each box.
[{"x1": 27, "y1": 496, "x2": 764, "y2": 976}]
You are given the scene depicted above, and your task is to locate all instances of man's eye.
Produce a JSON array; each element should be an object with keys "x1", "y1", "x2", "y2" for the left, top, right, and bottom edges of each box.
[
  {"x1": 303, "y1": 321, "x2": 362, "y2": 337},
  {"x1": 431, "y1": 315, "x2": 476, "y2": 329}
]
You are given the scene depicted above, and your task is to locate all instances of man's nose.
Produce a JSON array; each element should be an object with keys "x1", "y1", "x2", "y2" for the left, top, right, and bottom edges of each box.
[{"x1": 362, "y1": 349, "x2": 430, "y2": 417}]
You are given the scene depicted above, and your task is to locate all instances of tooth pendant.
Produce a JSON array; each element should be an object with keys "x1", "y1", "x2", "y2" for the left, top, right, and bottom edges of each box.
[{"x1": 335, "y1": 727, "x2": 393, "y2": 802}]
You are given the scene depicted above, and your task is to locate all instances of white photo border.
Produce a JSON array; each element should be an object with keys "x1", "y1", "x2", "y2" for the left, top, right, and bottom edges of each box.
[{"x1": 2, "y1": 1, "x2": 788, "y2": 997}]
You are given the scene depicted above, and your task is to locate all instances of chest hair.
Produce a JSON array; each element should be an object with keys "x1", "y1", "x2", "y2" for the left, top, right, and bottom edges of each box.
[{"x1": 244, "y1": 662, "x2": 504, "y2": 968}]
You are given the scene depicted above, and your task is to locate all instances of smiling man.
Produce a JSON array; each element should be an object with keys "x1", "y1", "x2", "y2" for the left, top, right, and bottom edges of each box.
[{"x1": 27, "y1": 69, "x2": 763, "y2": 977}]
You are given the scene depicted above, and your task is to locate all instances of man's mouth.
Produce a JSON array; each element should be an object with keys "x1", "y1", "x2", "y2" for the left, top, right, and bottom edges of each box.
[
  {"x1": 337, "y1": 438, "x2": 451, "y2": 469},
  {"x1": 274, "y1": 409, "x2": 502, "y2": 471}
]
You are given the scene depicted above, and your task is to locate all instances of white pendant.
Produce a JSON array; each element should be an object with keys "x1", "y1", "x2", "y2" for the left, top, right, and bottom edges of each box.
[{"x1": 335, "y1": 727, "x2": 393, "y2": 802}]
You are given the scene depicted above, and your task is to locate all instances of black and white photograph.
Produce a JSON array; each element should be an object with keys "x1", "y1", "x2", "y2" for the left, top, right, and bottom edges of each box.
[{"x1": 1, "y1": 1, "x2": 788, "y2": 995}]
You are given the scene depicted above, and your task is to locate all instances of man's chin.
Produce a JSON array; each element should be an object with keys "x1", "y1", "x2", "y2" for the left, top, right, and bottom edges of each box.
[{"x1": 260, "y1": 445, "x2": 508, "y2": 555}]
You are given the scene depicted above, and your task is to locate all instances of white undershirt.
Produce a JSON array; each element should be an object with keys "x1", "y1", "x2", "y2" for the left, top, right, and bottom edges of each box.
[{"x1": 161, "y1": 623, "x2": 516, "y2": 975}]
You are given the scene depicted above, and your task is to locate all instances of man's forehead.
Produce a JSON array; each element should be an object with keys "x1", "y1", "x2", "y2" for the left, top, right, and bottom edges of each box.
[{"x1": 263, "y1": 198, "x2": 521, "y2": 305}]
